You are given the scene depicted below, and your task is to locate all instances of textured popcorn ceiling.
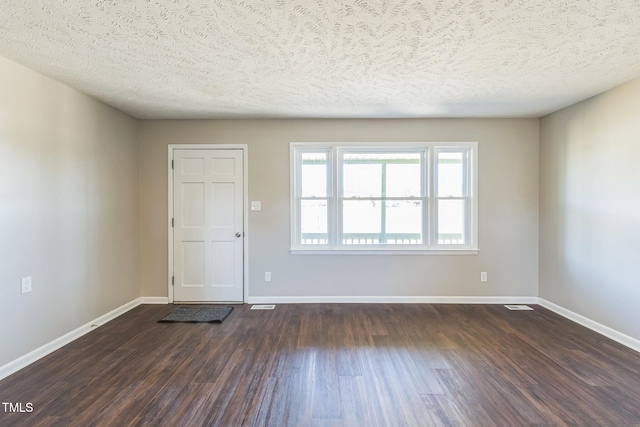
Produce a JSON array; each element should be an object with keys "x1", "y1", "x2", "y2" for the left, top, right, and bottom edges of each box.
[{"x1": 1, "y1": 0, "x2": 640, "y2": 119}]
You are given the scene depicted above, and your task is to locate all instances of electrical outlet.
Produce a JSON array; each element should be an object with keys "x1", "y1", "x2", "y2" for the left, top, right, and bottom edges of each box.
[
  {"x1": 21, "y1": 277, "x2": 32, "y2": 294},
  {"x1": 480, "y1": 272, "x2": 488, "y2": 282},
  {"x1": 251, "y1": 201, "x2": 262, "y2": 211},
  {"x1": 264, "y1": 271, "x2": 272, "y2": 282}
]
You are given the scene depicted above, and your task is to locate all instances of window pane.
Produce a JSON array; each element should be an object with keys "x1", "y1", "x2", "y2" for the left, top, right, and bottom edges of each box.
[
  {"x1": 343, "y1": 152, "x2": 421, "y2": 198},
  {"x1": 386, "y1": 161, "x2": 421, "y2": 197},
  {"x1": 342, "y1": 200, "x2": 422, "y2": 245},
  {"x1": 301, "y1": 200, "x2": 328, "y2": 244},
  {"x1": 437, "y1": 152, "x2": 464, "y2": 197},
  {"x1": 343, "y1": 162, "x2": 381, "y2": 198},
  {"x1": 342, "y1": 200, "x2": 381, "y2": 244},
  {"x1": 437, "y1": 200, "x2": 465, "y2": 244},
  {"x1": 386, "y1": 200, "x2": 423, "y2": 244},
  {"x1": 301, "y1": 152, "x2": 327, "y2": 197}
]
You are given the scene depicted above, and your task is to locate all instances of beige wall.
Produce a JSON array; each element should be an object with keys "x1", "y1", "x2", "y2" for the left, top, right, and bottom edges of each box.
[
  {"x1": 139, "y1": 118, "x2": 539, "y2": 300},
  {"x1": 0, "y1": 56, "x2": 140, "y2": 366},
  {"x1": 539, "y1": 77, "x2": 640, "y2": 341}
]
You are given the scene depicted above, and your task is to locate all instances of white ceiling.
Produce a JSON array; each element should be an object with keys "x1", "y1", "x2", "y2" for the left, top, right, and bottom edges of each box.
[{"x1": 1, "y1": 0, "x2": 640, "y2": 119}]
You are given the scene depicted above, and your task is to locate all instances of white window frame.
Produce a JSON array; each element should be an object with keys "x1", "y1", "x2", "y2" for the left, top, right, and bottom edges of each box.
[{"x1": 290, "y1": 142, "x2": 478, "y2": 255}]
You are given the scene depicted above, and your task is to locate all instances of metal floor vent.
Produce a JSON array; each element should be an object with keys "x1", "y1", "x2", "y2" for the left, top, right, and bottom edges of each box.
[
  {"x1": 251, "y1": 304, "x2": 276, "y2": 310},
  {"x1": 504, "y1": 305, "x2": 534, "y2": 311}
]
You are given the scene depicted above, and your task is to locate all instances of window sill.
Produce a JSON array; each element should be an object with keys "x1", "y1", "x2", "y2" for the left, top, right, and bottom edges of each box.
[{"x1": 290, "y1": 248, "x2": 479, "y2": 255}]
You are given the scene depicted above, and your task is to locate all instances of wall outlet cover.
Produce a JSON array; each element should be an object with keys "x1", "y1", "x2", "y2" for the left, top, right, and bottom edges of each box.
[{"x1": 21, "y1": 277, "x2": 32, "y2": 294}]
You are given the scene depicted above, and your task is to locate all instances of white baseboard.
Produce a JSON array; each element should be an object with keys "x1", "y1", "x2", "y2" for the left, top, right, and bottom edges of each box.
[
  {"x1": 537, "y1": 298, "x2": 640, "y2": 353},
  {"x1": 0, "y1": 298, "x2": 144, "y2": 381},
  {"x1": 247, "y1": 296, "x2": 539, "y2": 304},
  {"x1": 140, "y1": 296, "x2": 169, "y2": 304}
]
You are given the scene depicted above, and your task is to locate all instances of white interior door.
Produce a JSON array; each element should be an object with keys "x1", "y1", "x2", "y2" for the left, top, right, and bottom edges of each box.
[{"x1": 173, "y1": 149, "x2": 244, "y2": 302}]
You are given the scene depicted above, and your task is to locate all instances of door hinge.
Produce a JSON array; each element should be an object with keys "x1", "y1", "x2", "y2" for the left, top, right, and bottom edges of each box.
[
  {"x1": 172, "y1": 218, "x2": 174, "y2": 227},
  {"x1": 172, "y1": 276, "x2": 174, "y2": 286},
  {"x1": 171, "y1": 160, "x2": 174, "y2": 169}
]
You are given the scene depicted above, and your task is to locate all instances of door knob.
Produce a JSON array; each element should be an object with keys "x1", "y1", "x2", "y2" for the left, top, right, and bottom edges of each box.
[{"x1": 235, "y1": 232, "x2": 242, "y2": 238}]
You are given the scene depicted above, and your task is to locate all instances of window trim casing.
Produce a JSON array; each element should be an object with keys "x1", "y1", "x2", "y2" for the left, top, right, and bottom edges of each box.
[{"x1": 290, "y1": 142, "x2": 478, "y2": 255}]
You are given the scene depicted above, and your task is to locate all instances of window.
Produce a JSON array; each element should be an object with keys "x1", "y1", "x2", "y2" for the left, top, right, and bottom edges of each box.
[{"x1": 291, "y1": 143, "x2": 478, "y2": 253}]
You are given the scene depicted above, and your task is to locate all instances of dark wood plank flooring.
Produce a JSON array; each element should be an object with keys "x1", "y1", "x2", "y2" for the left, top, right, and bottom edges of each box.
[{"x1": 1, "y1": 303, "x2": 640, "y2": 426}]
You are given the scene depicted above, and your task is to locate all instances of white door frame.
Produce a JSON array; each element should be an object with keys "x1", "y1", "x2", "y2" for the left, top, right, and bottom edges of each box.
[{"x1": 168, "y1": 144, "x2": 249, "y2": 303}]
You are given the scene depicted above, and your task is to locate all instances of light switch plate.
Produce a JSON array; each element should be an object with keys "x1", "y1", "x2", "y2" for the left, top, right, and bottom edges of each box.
[
  {"x1": 251, "y1": 201, "x2": 261, "y2": 211},
  {"x1": 21, "y1": 277, "x2": 32, "y2": 294}
]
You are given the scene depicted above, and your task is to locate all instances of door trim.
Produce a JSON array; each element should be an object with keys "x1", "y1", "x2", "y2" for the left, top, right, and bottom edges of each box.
[{"x1": 168, "y1": 144, "x2": 249, "y2": 303}]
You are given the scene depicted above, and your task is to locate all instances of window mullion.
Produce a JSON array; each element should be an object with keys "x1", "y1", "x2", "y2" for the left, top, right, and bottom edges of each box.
[
  {"x1": 332, "y1": 147, "x2": 341, "y2": 247},
  {"x1": 295, "y1": 149, "x2": 303, "y2": 247},
  {"x1": 422, "y1": 149, "x2": 429, "y2": 248},
  {"x1": 464, "y1": 148, "x2": 472, "y2": 246},
  {"x1": 428, "y1": 148, "x2": 437, "y2": 247},
  {"x1": 381, "y1": 161, "x2": 387, "y2": 244}
]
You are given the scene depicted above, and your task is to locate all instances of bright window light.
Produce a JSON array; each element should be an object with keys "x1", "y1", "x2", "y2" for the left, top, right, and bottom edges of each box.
[{"x1": 291, "y1": 143, "x2": 477, "y2": 253}]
